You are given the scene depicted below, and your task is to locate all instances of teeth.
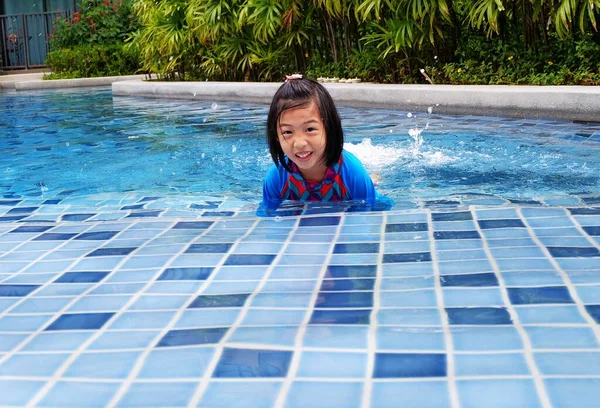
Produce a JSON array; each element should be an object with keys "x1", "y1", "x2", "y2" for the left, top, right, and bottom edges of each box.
[{"x1": 296, "y1": 152, "x2": 311, "y2": 158}]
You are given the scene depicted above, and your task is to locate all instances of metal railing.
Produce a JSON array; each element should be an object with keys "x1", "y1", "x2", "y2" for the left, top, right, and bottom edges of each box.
[{"x1": 0, "y1": 11, "x2": 70, "y2": 70}]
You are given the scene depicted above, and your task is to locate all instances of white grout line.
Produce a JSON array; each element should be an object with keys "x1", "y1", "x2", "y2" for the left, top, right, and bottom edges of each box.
[
  {"x1": 360, "y1": 213, "x2": 386, "y2": 408},
  {"x1": 23, "y1": 219, "x2": 213, "y2": 408},
  {"x1": 427, "y1": 209, "x2": 460, "y2": 408},
  {"x1": 103, "y1": 219, "x2": 263, "y2": 408},
  {"x1": 272, "y1": 217, "x2": 346, "y2": 408},
  {"x1": 472, "y1": 209, "x2": 552, "y2": 408},
  {"x1": 519, "y1": 208, "x2": 600, "y2": 343},
  {"x1": 185, "y1": 216, "x2": 303, "y2": 408}
]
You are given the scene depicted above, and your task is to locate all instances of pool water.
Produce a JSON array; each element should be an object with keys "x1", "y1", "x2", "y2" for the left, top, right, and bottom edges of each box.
[
  {"x1": 0, "y1": 87, "x2": 599, "y2": 408},
  {"x1": 2, "y1": 87, "x2": 600, "y2": 206}
]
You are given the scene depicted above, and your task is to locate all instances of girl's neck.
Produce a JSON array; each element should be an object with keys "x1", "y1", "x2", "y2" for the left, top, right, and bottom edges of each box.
[{"x1": 299, "y1": 163, "x2": 328, "y2": 182}]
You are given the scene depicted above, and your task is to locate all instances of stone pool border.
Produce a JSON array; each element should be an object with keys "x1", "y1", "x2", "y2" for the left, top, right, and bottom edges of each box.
[{"x1": 2, "y1": 74, "x2": 599, "y2": 122}]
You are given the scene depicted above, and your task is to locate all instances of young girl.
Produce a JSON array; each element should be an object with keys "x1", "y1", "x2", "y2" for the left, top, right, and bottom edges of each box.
[{"x1": 262, "y1": 74, "x2": 387, "y2": 210}]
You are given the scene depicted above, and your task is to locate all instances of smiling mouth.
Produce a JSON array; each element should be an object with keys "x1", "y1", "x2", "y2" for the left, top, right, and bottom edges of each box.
[{"x1": 295, "y1": 152, "x2": 313, "y2": 161}]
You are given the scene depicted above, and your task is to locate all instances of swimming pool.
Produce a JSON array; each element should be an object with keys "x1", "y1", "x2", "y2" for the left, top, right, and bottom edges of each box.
[{"x1": 1, "y1": 87, "x2": 599, "y2": 407}]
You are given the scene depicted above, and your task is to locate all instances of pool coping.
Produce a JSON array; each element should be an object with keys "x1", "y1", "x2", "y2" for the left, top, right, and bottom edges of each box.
[{"x1": 2, "y1": 74, "x2": 599, "y2": 122}]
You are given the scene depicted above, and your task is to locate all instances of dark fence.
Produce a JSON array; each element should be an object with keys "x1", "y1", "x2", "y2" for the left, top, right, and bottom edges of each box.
[{"x1": 0, "y1": 11, "x2": 69, "y2": 70}]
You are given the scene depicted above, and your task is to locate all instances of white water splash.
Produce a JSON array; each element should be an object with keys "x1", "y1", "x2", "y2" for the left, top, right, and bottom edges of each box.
[{"x1": 344, "y1": 138, "x2": 403, "y2": 169}]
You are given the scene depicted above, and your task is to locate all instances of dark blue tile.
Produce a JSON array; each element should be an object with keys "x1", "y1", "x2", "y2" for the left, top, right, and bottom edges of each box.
[
  {"x1": 7, "y1": 207, "x2": 38, "y2": 214},
  {"x1": 316, "y1": 292, "x2": 373, "y2": 308},
  {"x1": 10, "y1": 225, "x2": 53, "y2": 233},
  {"x1": 34, "y1": 233, "x2": 78, "y2": 241},
  {"x1": 299, "y1": 216, "x2": 341, "y2": 227},
  {"x1": 46, "y1": 312, "x2": 114, "y2": 330},
  {"x1": 120, "y1": 204, "x2": 146, "y2": 210},
  {"x1": 126, "y1": 211, "x2": 162, "y2": 218},
  {"x1": 478, "y1": 219, "x2": 525, "y2": 229},
  {"x1": 0, "y1": 215, "x2": 27, "y2": 222},
  {"x1": 569, "y1": 208, "x2": 600, "y2": 215},
  {"x1": 508, "y1": 286, "x2": 574, "y2": 305},
  {"x1": 138, "y1": 196, "x2": 161, "y2": 203},
  {"x1": 446, "y1": 307, "x2": 511, "y2": 325},
  {"x1": 425, "y1": 200, "x2": 459, "y2": 207},
  {"x1": 374, "y1": 353, "x2": 446, "y2": 378},
  {"x1": 191, "y1": 202, "x2": 220, "y2": 210},
  {"x1": 54, "y1": 272, "x2": 109, "y2": 283},
  {"x1": 326, "y1": 265, "x2": 377, "y2": 278},
  {"x1": 189, "y1": 294, "x2": 250, "y2": 308},
  {"x1": 383, "y1": 252, "x2": 431, "y2": 263},
  {"x1": 203, "y1": 211, "x2": 235, "y2": 217},
  {"x1": 432, "y1": 211, "x2": 472, "y2": 221},
  {"x1": 0, "y1": 200, "x2": 22, "y2": 206},
  {"x1": 43, "y1": 199, "x2": 62, "y2": 205},
  {"x1": 213, "y1": 348, "x2": 293, "y2": 378},
  {"x1": 310, "y1": 309, "x2": 371, "y2": 324},
  {"x1": 434, "y1": 231, "x2": 481, "y2": 240},
  {"x1": 441, "y1": 273, "x2": 499, "y2": 287},
  {"x1": 86, "y1": 247, "x2": 136, "y2": 257},
  {"x1": 321, "y1": 278, "x2": 375, "y2": 291},
  {"x1": 582, "y1": 226, "x2": 600, "y2": 236},
  {"x1": 547, "y1": 246, "x2": 600, "y2": 258},
  {"x1": 0, "y1": 285, "x2": 40, "y2": 297},
  {"x1": 172, "y1": 221, "x2": 213, "y2": 230},
  {"x1": 509, "y1": 199, "x2": 542, "y2": 205},
  {"x1": 582, "y1": 196, "x2": 600, "y2": 205},
  {"x1": 75, "y1": 231, "x2": 118, "y2": 240},
  {"x1": 309, "y1": 309, "x2": 371, "y2": 324},
  {"x1": 585, "y1": 305, "x2": 600, "y2": 323},
  {"x1": 186, "y1": 243, "x2": 233, "y2": 254},
  {"x1": 224, "y1": 254, "x2": 275, "y2": 266},
  {"x1": 158, "y1": 267, "x2": 214, "y2": 281},
  {"x1": 386, "y1": 223, "x2": 428, "y2": 233},
  {"x1": 61, "y1": 213, "x2": 94, "y2": 221},
  {"x1": 157, "y1": 327, "x2": 228, "y2": 347},
  {"x1": 334, "y1": 243, "x2": 379, "y2": 254}
]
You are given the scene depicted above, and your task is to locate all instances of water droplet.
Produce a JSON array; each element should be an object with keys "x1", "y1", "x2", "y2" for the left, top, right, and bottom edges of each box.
[
  {"x1": 436, "y1": 104, "x2": 439, "y2": 106},
  {"x1": 211, "y1": 103, "x2": 218, "y2": 109},
  {"x1": 66, "y1": 142, "x2": 69, "y2": 147},
  {"x1": 427, "y1": 107, "x2": 433, "y2": 114},
  {"x1": 407, "y1": 113, "x2": 412, "y2": 118},
  {"x1": 232, "y1": 145, "x2": 237, "y2": 153},
  {"x1": 193, "y1": 92, "x2": 196, "y2": 97},
  {"x1": 201, "y1": 152, "x2": 206, "y2": 159},
  {"x1": 389, "y1": 129, "x2": 393, "y2": 133}
]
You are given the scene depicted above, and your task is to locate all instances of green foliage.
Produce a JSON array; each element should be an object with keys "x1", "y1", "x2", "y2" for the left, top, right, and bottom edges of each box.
[{"x1": 45, "y1": 44, "x2": 139, "y2": 78}]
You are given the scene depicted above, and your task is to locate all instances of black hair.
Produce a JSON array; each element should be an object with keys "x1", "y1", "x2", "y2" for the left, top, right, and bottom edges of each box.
[{"x1": 266, "y1": 76, "x2": 344, "y2": 172}]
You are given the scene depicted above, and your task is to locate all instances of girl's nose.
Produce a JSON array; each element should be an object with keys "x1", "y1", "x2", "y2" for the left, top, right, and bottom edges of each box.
[{"x1": 292, "y1": 136, "x2": 307, "y2": 148}]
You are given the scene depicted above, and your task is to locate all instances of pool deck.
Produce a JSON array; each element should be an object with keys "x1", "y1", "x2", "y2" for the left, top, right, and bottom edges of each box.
[{"x1": 1, "y1": 76, "x2": 600, "y2": 407}]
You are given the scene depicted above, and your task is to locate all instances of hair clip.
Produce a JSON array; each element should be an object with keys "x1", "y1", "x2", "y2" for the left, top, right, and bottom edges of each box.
[{"x1": 284, "y1": 74, "x2": 303, "y2": 82}]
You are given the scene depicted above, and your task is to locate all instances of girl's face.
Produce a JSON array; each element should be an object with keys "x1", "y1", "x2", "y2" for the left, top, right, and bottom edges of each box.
[{"x1": 278, "y1": 101, "x2": 327, "y2": 181}]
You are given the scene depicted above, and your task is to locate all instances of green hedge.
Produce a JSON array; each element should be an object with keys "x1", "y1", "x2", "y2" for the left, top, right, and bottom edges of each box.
[{"x1": 45, "y1": 44, "x2": 139, "y2": 79}]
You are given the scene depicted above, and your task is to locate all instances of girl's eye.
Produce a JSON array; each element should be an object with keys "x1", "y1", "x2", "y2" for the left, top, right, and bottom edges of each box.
[
  {"x1": 306, "y1": 127, "x2": 317, "y2": 133},
  {"x1": 281, "y1": 130, "x2": 292, "y2": 138}
]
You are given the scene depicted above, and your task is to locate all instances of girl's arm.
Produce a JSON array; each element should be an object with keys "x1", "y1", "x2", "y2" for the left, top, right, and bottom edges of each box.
[
  {"x1": 261, "y1": 164, "x2": 286, "y2": 209},
  {"x1": 341, "y1": 151, "x2": 378, "y2": 201}
]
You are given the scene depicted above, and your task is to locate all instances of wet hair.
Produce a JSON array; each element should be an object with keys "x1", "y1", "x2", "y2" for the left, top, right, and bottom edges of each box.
[{"x1": 266, "y1": 76, "x2": 344, "y2": 172}]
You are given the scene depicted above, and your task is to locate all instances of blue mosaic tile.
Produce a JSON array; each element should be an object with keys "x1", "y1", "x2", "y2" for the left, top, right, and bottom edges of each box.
[
  {"x1": 320, "y1": 278, "x2": 375, "y2": 291},
  {"x1": 189, "y1": 293, "x2": 250, "y2": 308},
  {"x1": 478, "y1": 219, "x2": 525, "y2": 229},
  {"x1": 434, "y1": 230, "x2": 481, "y2": 240},
  {"x1": 200, "y1": 381, "x2": 281, "y2": 408},
  {"x1": 38, "y1": 381, "x2": 120, "y2": 407},
  {"x1": 315, "y1": 292, "x2": 373, "y2": 308},
  {"x1": 570, "y1": 208, "x2": 600, "y2": 215},
  {"x1": 213, "y1": 348, "x2": 293, "y2": 378},
  {"x1": 126, "y1": 210, "x2": 163, "y2": 218},
  {"x1": 446, "y1": 307, "x2": 512, "y2": 325},
  {"x1": 157, "y1": 327, "x2": 228, "y2": 347},
  {"x1": 373, "y1": 353, "x2": 446, "y2": 378},
  {"x1": 582, "y1": 226, "x2": 600, "y2": 236},
  {"x1": 74, "y1": 231, "x2": 119, "y2": 240},
  {"x1": 432, "y1": 211, "x2": 472, "y2": 221},
  {"x1": 157, "y1": 267, "x2": 214, "y2": 281},
  {"x1": 547, "y1": 246, "x2": 600, "y2": 257},
  {"x1": 372, "y1": 382, "x2": 451, "y2": 408},
  {"x1": 299, "y1": 216, "x2": 340, "y2": 227},
  {"x1": 172, "y1": 221, "x2": 213, "y2": 229},
  {"x1": 457, "y1": 379, "x2": 541, "y2": 408},
  {"x1": 309, "y1": 309, "x2": 371, "y2": 324},
  {"x1": 441, "y1": 273, "x2": 499, "y2": 287},
  {"x1": 45, "y1": 312, "x2": 115, "y2": 331},
  {"x1": 507, "y1": 286, "x2": 574, "y2": 305},
  {"x1": 7, "y1": 206, "x2": 37, "y2": 214},
  {"x1": 285, "y1": 382, "x2": 363, "y2": 408},
  {"x1": 385, "y1": 222, "x2": 428, "y2": 232},
  {"x1": 117, "y1": 382, "x2": 196, "y2": 407},
  {"x1": 54, "y1": 271, "x2": 109, "y2": 283},
  {"x1": 61, "y1": 213, "x2": 95, "y2": 221},
  {"x1": 584, "y1": 304, "x2": 600, "y2": 323},
  {"x1": 383, "y1": 252, "x2": 431, "y2": 263},
  {"x1": 9, "y1": 225, "x2": 53, "y2": 233},
  {"x1": 86, "y1": 247, "x2": 136, "y2": 257},
  {"x1": 296, "y1": 351, "x2": 367, "y2": 378},
  {"x1": 0, "y1": 284, "x2": 39, "y2": 297},
  {"x1": 224, "y1": 254, "x2": 276, "y2": 265},
  {"x1": 334, "y1": 243, "x2": 379, "y2": 253},
  {"x1": 186, "y1": 243, "x2": 233, "y2": 253},
  {"x1": 33, "y1": 232, "x2": 77, "y2": 241}
]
